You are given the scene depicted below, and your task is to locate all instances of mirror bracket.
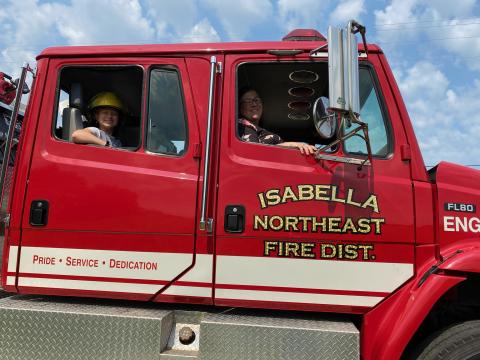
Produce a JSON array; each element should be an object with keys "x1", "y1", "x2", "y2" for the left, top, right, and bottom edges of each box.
[{"x1": 315, "y1": 110, "x2": 373, "y2": 170}]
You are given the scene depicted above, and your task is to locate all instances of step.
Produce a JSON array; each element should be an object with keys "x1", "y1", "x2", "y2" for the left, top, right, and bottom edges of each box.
[
  {"x1": 199, "y1": 312, "x2": 359, "y2": 360},
  {"x1": 159, "y1": 349, "x2": 198, "y2": 360},
  {"x1": 0, "y1": 295, "x2": 173, "y2": 360},
  {"x1": 0, "y1": 295, "x2": 360, "y2": 360}
]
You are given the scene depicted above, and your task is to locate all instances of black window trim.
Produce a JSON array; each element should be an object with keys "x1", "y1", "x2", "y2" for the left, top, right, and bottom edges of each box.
[
  {"x1": 144, "y1": 65, "x2": 189, "y2": 158},
  {"x1": 233, "y1": 59, "x2": 394, "y2": 160},
  {"x1": 342, "y1": 63, "x2": 394, "y2": 160},
  {"x1": 52, "y1": 63, "x2": 145, "y2": 152}
]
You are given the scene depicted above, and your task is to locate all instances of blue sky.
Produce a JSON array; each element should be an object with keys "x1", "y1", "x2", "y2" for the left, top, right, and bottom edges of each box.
[{"x1": 1, "y1": 0, "x2": 479, "y2": 167}]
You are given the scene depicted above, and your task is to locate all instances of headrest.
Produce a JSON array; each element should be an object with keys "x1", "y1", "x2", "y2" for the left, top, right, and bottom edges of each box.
[{"x1": 70, "y1": 83, "x2": 83, "y2": 109}]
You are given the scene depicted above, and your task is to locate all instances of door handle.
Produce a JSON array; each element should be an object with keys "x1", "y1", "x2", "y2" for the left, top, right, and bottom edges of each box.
[
  {"x1": 224, "y1": 205, "x2": 245, "y2": 233},
  {"x1": 29, "y1": 200, "x2": 49, "y2": 226}
]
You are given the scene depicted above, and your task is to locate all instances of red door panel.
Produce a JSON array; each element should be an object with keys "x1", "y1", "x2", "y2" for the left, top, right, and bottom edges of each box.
[
  {"x1": 8, "y1": 58, "x2": 203, "y2": 301},
  {"x1": 214, "y1": 54, "x2": 415, "y2": 313}
]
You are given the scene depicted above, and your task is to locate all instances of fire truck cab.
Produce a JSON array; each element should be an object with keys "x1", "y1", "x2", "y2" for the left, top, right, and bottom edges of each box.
[{"x1": 1, "y1": 22, "x2": 479, "y2": 360}]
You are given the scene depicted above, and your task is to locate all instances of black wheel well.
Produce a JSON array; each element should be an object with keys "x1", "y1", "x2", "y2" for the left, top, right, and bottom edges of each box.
[{"x1": 402, "y1": 273, "x2": 480, "y2": 359}]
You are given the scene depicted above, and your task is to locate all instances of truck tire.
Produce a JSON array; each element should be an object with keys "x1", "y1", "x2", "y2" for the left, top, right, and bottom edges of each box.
[{"x1": 413, "y1": 320, "x2": 480, "y2": 360}]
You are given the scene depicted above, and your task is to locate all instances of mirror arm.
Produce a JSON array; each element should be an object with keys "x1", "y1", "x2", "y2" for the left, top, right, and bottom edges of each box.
[
  {"x1": 350, "y1": 20, "x2": 368, "y2": 56},
  {"x1": 348, "y1": 110, "x2": 373, "y2": 170},
  {"x1": 315, "y1": 110, "x2": 373, "y2": 170}
]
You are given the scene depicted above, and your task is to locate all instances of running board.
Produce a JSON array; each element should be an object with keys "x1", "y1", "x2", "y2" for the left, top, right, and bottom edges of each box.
[{"x1": 0, "y1": 295, "x2": 360, "y2": 359}]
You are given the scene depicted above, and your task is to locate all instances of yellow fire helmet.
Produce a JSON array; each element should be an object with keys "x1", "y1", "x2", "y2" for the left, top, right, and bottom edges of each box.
[{"x1": 88, "y1": 92, "x2": 124, "y2": 113}]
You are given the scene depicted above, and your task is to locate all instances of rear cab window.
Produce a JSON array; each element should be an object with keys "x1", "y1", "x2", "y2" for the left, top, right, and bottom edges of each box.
[
  {"x1": 53, "y1": 64, "x2": 189, "y2": 157},
  {"x1": 146, "y1": 67, "x2": 188, "y2": 156}
]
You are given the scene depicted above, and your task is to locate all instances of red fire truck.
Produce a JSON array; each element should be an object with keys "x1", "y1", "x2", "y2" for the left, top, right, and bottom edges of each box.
[{"x1": 0, "y1": 21, "x2": 478, "y2": 359}]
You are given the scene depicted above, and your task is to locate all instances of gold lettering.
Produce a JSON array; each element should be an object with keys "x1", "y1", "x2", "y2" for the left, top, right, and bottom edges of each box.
[
  {"x1": 358, "y1": 245, "x2": 374, "y2": 260},
  {"x1": 321, "y1": 244, "x2": 336, "y2": 258},
  {"x1": 362, "y1": 195, "x2": 379, "y2": 213},
  {"x1": 298, "y1": 185, "x2": 314, "y2": 201},
  {"x1": 265, "y1": 189, "x2": 281, "y2": 207},
  {"x1": 254, "y1": 215, "x2": 268, "y2": 230},
  {"x1": 281, "y1": 186, "x2": 298, "y2": 204},
  {"x1": 298, "y1": 216, "x2": 312, "y2": 232},
  {"x1": 301, "y1": 243, "x2": 316, "y2": 258},
  {"x1": 285, "y1": 216, "x2": 299, "y2": 231},
  {"x1": 331, "y1": 185, "x2": 346, "y2": 204},
  {"x1": 357, "y1": 218, "x2": 371, "y2": 233},
  {"x1": 312, "y1": 217, "x2": 327, "y2": 232},
  {"x1": 344, "y1": 245, "x2": 358, "y2": 259},
  {"x1": 269, "y1": 216, "x2": 284, "y2": 231},
  {"x1": 285, "y1": 242, "x2": 300, "y2": 257},
  {"x1": 341, "y1": 218, "x2": 357, "y2": 233},
  {"x1": 264, "y1": 241, "x2": 278, "y2": 256},
  {"x1": 346, "y1": 188, "x2": 361, "y2": 207},
  {"x1": 315, "y1": 185, "x2": 330, "y2": 200},
  {"x1": 370, "y1": 218, "x2": 385, "y2": 234},
  {"x1": 257, "y1": 192, "x2": 267, "y2": 209},
  {"x1": 328, "y1": 217, "x2": 342, "y2": 232},
  {"x1": 337, "y1": 244, "x2": 343, "y2": 258}
]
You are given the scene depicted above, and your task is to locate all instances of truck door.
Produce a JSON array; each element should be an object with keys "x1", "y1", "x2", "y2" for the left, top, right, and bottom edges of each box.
[
  {"x1": 7, "y1": 58, "x2": 206, "y2": 301},
  {"x1": 213, "y1": 54, "x2": 415, "y2": 312}
]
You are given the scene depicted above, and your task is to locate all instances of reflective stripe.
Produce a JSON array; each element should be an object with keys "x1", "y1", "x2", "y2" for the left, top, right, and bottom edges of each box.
[
  {"x1": 216, "y1": 288, "x2": 383, "y2": 307},
  {"x1": 216, "y1": 255, "x2": 413, "y2": 293}
]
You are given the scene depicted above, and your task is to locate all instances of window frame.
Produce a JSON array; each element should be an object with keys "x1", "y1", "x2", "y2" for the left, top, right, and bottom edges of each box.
[
  {"x1": 235, "y1": 60, "x2": 330, "y2": 148},
  {"x1": 52, "y1": 64, "x2": 145, "y2": 152},
  {"x1": 144, "y1": 65, "x2": 189, "y2": 158},
  {"x1": 234, "y1": 60, "x2": 394, "y2": 160},
  {"x1": 343, "y1": 63, "x2": 394, "y2": 160}
]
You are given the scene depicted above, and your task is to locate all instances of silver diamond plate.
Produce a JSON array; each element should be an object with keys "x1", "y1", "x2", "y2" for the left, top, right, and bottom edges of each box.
[
  {"x1": 200, "y1": 313, "x2": 359, "y2": 360},
  {"x1": 0, "y1": 295, "x2": 173, "y2": 360},
  {"x1": 0, "y1": 295, "x2": 361, "y2": 360}
]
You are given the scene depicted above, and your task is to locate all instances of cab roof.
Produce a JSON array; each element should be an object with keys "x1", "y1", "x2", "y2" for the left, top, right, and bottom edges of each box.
[{"x1": 37, "y1": 41, "x2": 382, "y2": 60}]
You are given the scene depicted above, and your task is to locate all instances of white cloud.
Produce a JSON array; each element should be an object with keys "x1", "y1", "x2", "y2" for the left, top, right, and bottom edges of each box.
[
  {"x1": 396, "y1": 61, "x2": 480, "y2": 165},
  {"x1": 144, "y1": 2, "x2": 221, "y2": 43},
  {"x1": 431, "y1": 19, "x2": 480, "y2": 71},
  {"x1": 56, "y1": 0, "x2": 155, "y2": 45},
  {"x1": 203, "y1": 0, "x2": 273, "y2": 40},
  {"x1": 329, "y1": 0, "x2": 366, "y2": 26},
  {"x1": 374, "y1": 0, "x2": 480, "y2": 71},
  {"x1": 278, "y1": 0, "x2": 330, "y2": 32},
  {"x1": 0, "y1": 0, "x2": 66, "y2": 76},
  {"x1": 144, "y1": 0, "x2": 199, "y2": 41},
  {"x1": 0, "y1": 0, "x2": 224, "y2": 78},
  {"x1": 422, "y1": 0, "x2": 476, "y2": 18},
  {"x1": 145, "y1": 0, "x2": 198, "y2": 33},
  {"x1": 374, "y1": 0, "x2": 421, "y2": 42},
  {"x1": 0, "y1": 0, "x2": 157, "y2": 76},
  {"x1": 181, "y1": 18, "x2": 220, "y2": 43},
  {"x1": 398, "y1": 61, "x2": 449, "y2": 102}
]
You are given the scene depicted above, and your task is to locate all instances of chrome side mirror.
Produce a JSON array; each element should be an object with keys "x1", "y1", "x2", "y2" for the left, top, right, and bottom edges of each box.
[
  {"x1": 313, "y1": 97, "x2": 336, "y2": 140},
  {"x1": 327, "y1": 20, "x2": 360, "y2": 115}
]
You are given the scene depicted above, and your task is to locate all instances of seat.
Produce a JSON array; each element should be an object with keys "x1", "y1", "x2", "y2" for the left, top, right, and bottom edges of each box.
[{"x1": 62, "y1": 83, "x2": 86, "y2": 141}]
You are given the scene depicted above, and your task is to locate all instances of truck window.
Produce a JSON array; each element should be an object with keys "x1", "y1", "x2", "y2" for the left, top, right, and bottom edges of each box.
[
  {"x1": 237, "y1": 62, "x2": 328, "y2": 147},
  {"x1": 146, "y1": 68, "x2": 187, "y2": 155},
  {"x1": 53, "y1": 66, "x2": 143, "y2": 149},
  {"x1": 343, "y1": 67, "x2": 391, "y2": 157},
  {"x1": 236, "y1": 63, "x2": 391, "y2": 158}
]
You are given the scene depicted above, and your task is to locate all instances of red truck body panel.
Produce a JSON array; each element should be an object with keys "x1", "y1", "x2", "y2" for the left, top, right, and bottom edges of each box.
[{"x1": 1, "y1": 36, "x2": 478, "y2": 359}]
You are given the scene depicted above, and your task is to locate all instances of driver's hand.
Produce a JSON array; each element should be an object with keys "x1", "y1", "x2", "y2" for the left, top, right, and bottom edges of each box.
[
  {"x1": 280, "y1": 142, "x2": 317, "y2": 155},
  {"x1": 296, "y1": 142, "x2": 317, "y2": 155}
]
